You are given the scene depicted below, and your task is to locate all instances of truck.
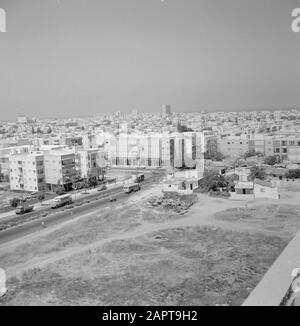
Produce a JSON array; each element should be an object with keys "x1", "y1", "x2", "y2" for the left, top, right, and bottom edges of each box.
[
  {"x1": 133, "y1": 173, "x2": 145, "y2": 183},
  {"x1": 15, "y1": 203, "x2": 34, "y2": 215},
  {"x1": 51, "y1": 194, "x2": 73, "y2": 209},
  {"x1": 123, "y1": 183, "x2": 141, "y2": 194}
]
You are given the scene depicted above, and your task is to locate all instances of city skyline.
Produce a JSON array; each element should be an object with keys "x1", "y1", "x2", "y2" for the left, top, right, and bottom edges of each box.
[{"x1": 0, "y1": 0, "x2": 300, "y2": 119}]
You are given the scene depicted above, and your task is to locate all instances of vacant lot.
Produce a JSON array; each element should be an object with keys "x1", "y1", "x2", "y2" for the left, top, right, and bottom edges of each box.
[
  {"x1": 1, "y1": 226, "x2": 287, "y2": 306},
  {"x1": 1, "y1": 185, "x2": 299, "y2": 306}
]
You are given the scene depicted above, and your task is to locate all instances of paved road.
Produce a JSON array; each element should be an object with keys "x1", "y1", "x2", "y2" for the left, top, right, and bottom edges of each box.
[{"x1": 0, "y1": 175, "x2": 162, "y2": 245}]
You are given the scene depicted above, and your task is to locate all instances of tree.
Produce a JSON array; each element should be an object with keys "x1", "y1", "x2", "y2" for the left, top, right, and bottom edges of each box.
[
  {"x1": 204, "y1": 138, "x2": 225, "y2": 161},
  {"x1": 10, "y1": 197, "x2": 21, "y2": 208},
  {"x1": 177, "y1": 122, "x2": 194, "y2": 133},
  {"x1": 225, "y1": 174, "x2": 239, "y2": 191},
  {"x1": 264, "y1": 155, "x2": 281, "y2": 166},
  {"x1": 249, "y1": 166, "x2": 266, "y2": 181},
  {"x1": 244, "y1": 149, "x2": 262, "y2": 159},
  {"x1": 56, "y1": 188, "x2": 65, "y2": 195},
  {"x1": 199, "y1": 170, "x2": 228, "y2": 192},
  {"x1": 47, "y1": 127, "x2": 52, "y2": 134},
  {"x1": 285, "y1": 169, "x2": 300, "y2": 179},
  {"x1": 38, "y1": 193, "x2": 45, "y2": 203}
]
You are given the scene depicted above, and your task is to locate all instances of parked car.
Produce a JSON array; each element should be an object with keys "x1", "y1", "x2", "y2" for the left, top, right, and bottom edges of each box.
[
  {"x1": 25, "y1": 192, "x2": 38, "y2": 200},
  {"x1": 97, "y1": 185, "x2": 107, "y2": 192}
]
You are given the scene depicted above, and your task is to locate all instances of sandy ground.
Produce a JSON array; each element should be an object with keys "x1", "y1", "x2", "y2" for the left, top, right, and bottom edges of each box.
[{"x1": 1, "y1": 183, "x2": 300, "y2": 306}]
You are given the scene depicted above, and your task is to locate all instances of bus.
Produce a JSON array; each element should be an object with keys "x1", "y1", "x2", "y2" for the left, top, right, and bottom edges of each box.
[
  {"x1": 51, "y1": 194, "x2": 73, "y2": 209},
  {"x1": 123, "y1": 183, "x2": 141, "y2": 194}
]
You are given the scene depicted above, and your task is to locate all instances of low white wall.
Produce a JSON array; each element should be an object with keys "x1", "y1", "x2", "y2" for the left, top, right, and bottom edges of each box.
[
  {"x1": 229, "y1": 192, "x2": 254, "y2": 201},
  {"x1": 254, "y1": 184, "x2": 279, "y2": 200}
]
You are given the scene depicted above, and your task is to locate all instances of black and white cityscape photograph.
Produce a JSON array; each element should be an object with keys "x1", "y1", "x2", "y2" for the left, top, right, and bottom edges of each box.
[{"x1": 1, "y1": 0, "x2": 300, "y2": 311}]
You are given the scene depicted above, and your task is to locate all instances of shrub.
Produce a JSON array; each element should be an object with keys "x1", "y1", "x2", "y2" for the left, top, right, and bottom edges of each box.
[{"x1": 10, "y1": 197, "x2": 21, "y2": 208}]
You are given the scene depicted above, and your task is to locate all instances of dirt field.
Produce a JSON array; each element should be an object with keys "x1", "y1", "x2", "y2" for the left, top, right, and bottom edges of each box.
[{"x1": 1, "y1": 183, "x2": 300, "y2": 306}]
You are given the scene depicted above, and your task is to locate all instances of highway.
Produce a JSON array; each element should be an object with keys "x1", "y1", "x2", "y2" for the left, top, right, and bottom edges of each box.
[{"x1": 0, "y1": 174, "x2": 162, "y2": 245}]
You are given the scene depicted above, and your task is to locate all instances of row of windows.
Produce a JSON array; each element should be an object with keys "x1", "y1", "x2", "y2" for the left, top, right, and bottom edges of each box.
[
  {"x1": 11, "y1": 176, "x2": 38, "y2": 182},
  {"x1": 13, "y1": 184, "x2": 38, "y2": 190},
  {"x1": 13, "y1": 161, "x2": 36, "y2": 165},
  {"x1": 10, "y1": 169, "x2": 43, "y2": 174}
]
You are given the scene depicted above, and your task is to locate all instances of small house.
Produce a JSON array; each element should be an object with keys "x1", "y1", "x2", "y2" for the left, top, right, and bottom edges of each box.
[{"x1": 254, "y1": 179, "x2": 279, "y2": 200}]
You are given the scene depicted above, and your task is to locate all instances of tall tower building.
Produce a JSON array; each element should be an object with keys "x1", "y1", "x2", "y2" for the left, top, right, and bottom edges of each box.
[{"x1": 162, "y1": 104, "x2": 171, "y2": 117}]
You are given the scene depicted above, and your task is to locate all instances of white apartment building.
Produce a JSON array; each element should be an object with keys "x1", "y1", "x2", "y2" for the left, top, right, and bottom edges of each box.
[
  {"x1": 0, "y1": 145, "x2": 31, "y2": 178},
  {"x1": 161, "y1": 135, "x2": 175, "y2": 168},
  {"x1": 107, "y1": 132, "x2": 205, "y2": 169},
  {"x1": 9, "y1": 151, "x2": 45, "y2": 192},
  {"x1": 76, "y1": 148, "x2": 107, "y2": 180},
  {"x1": 44, "y1": 149, "x2": 76, "y2": 192},
  {"x1": 218, "y1": 136, "x2": 250, "y2": 158}
]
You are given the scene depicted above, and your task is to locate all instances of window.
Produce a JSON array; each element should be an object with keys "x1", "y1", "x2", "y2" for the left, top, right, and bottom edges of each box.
[
  {"x1": 260, "y1": 188, "x2": 265, "y2": 192},
  {"x1": 283, "y1": 148, "x2": 287, "y2": 153},
  {"x1": 281, "y1": 141, "x2": 287, "y2": 146},
  {"x1": 289, "y1": 141, "x2": 295, "y2": 146},
  {"x1": 275, "y1": 148, "x2": 280, "y2": 153}
]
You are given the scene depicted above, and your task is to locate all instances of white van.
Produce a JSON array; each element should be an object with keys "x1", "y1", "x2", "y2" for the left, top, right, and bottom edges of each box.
[{"x1": 123, "y1": 183, "x2": 141, "y2": 194}]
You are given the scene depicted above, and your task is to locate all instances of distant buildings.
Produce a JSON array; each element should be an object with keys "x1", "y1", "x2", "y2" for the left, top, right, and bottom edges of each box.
[
  {"x1": 17, "y1": 115, "x2": 28, "y2": 124},
  {"x1": 218, "y1": 134, "x2": 300, "y2": 163}
]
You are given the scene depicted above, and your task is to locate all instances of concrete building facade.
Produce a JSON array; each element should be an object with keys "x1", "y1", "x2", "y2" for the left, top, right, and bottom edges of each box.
[{"x1": 9, "y1": 151, "x2": 45, "y2": 192}]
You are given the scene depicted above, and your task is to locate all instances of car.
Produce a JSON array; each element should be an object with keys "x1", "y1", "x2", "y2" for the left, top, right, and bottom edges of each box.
[
  {"x1": 97, "y1": 185, "x2": 107, "y2": 192},
  {"x1": 27, "y1": 192, "x2": 39, "y2": 199}
]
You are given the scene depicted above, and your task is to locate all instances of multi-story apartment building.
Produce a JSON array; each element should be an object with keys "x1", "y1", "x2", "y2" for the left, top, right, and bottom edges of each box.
[
  {"x1": 161, "y1": 135, "x2": 175, "y2": 168},
  {"x1": 9, "y1": 151, "x2": 45, "y2": 192},
  {"x1": 248, "y1": 135, "x2": 274, "y2": 156},
  {"x1": 107, "y1": 132, "x2": 204, "y2": 169},
  {"x1": 272, "y1": 135, "x2": 300, "y2": 163},
  {"x1": 0, "y1": 145, "x2": 31, "y2": 178},
  {"x1": 76, "y1": 148, "x2": 106, "y2": 181},
  {"x1": 218, "y1": 136, "x2": 249, "y2": 158},
  {"x1": 218, "y1": 133, "x2": 300, "y2": 163},
  {"x1": 44, "y1": 149, "x2": 76, "y2": 192}
]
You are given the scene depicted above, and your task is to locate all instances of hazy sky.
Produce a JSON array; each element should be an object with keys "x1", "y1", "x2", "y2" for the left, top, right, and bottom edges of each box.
[{"x1": 0, "y1": 0, "x2": 300, "y2": 120}]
